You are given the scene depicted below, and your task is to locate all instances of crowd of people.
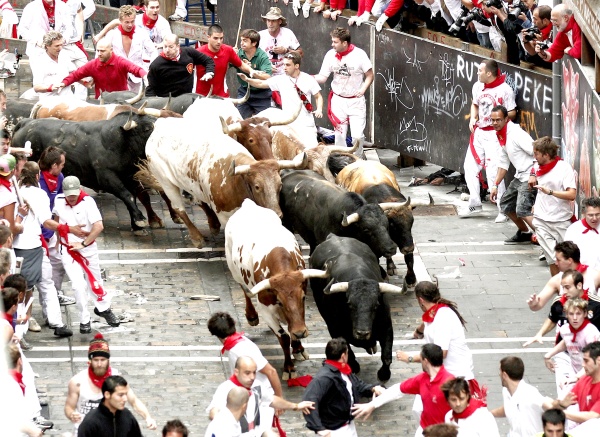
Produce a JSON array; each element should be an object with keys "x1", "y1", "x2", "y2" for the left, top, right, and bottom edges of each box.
[{"x1": 0, "y1": 0, "x2": 596, "y2": 436}]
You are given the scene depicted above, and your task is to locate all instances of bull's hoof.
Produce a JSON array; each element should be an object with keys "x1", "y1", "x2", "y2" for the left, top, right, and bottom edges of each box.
[
  {"x1": 209, "y1": 226, "x2": 221, "y2": 236},
  {"x1": 149, "y1": 218, "x2": 165, "y2": 229},
  {"x1": 403, "y1": 279, "x2": 416, "y2": 293},
  {"x1": 191, "y1": 238, "x2": 205, "y2": 249},
  {"x1": 387, "y1": 267, "x2": 400, "y2": 277},
  {"x1": 171, "y1": 216, "x2": 184, "y2": 225},
  {"x1": 133, "y1": 228, "x2": 149, "y2": 236},
  {"x1": 134, "y1": 219, "x2": 149, "y2": 228},
  {"x1": 293, "y1": 350, "x2": 310, "y2": 361},
  {"x1": 281, "y1": 371, "x2": 291, "y2": 381},
  {"x1": 366, "y1": 345, "x2": 378, "y2": 355},
  {"x1": 377, "y1": 367, "x2": 391, "y2": 383},
  {"x1": 245, "y1": 315, "x2": 259, "y2": 326}
]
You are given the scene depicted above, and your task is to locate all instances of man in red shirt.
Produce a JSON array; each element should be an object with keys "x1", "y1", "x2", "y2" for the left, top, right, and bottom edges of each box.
[
  {"x1": 54, "y1": 38, "x2": 147, "y2": 98},
  {"x1": 352, "y1": 344, "x2": 454, "y2": 434},
  {"x1": 536, "y1": 4, "x2": 581, "y2": 62},
  {"x1": 195, "y1": 24, "x2": 253, "y2": 97}
]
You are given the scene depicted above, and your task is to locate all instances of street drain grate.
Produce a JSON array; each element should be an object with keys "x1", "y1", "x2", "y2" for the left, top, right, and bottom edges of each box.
[{"x1": 412, "y1": 204, "x2": 457, "y2": 216}]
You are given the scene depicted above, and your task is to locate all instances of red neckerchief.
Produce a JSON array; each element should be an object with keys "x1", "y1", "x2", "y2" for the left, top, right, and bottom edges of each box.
[
  {"x1": 540, "y1": 24, "x2": 552, "y2": 40},
  {"x1": 142, "y1": 12, "x2": 157, "y2": 30},
  {"x1": 496, "y1": 123, "x2": 508, "y2": 147},
  {"x1": 42, "y1": 0, "x2": 55, "y2": 29},
  {"x1": 229, "y1": 374, "x2": 252, "y2": 394},
  {"x1": 576, "y1": 264, "x2": 589, "y2": 274},
  {"x1": 88, "y1": 365, "x2": 112, "y2": 389},
  {"x1": 0, "y1": 178, "x2": 11, "y2": 192},
  {"x1": 570, "y1": 319, "x2": 590, "y2": 343},
  {"x1": 536, "y1": 156, "x2": 561, "y2": 177},
  {"x1": 292, "y1": 78, "x2": 314, "y2": 113},
  {"x1": 452, "y1": 398, "x2": 484, "y2": 422},
  {"x1": 335, "y1": 44, "x2": 355, "y2": 61},
  {"x1": 2, "y1": 312, "x2": 13, "y2": 324},
  {"x1": 40, "y1": 235, "x2": 50, "y2": 257},
  {"x1": 483, "y1": 70, "x2": 505, "y2": 89},
  {"x1": 582, "y1": 219, "x2": 599, "y2": 234},
  {"x1": 41, "y1": 171, "x2": 58, "y2": 193},
  {"x1": 64, "y1": 190, "x2": 88, "y2": 208},
  {"x1": 160, "y1": 51, "x2": 180, "y2": 61},
  {"x1": 221, "y1": 332, "x2": 245, "y2": 354},
  {"x1": 422, "y1": 303, "x2": 448, "y2": 323},
  {"x1": 9, "y1": 370, "x2": 26, "y2": 395},
  {"x1": 118, "y1": 24, "x2": 135, "y2": 39},
  {"x1": 560, "y1": 289, "x2": 589, "y2": 305},
  {"x1": 324, "y1": 359, "x2": 352, "y2": 375},
  {"x1": 273, "y1": 415, "x2": 287, "y2": 437}
]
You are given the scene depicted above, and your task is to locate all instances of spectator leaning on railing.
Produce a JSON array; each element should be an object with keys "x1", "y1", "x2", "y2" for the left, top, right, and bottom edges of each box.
[
  {"x1": 536, "y1": 4, "x2": 581, "y2": 62},
  {"x1": 520, "y1": 5, "x2": 552, "y2": 68}
]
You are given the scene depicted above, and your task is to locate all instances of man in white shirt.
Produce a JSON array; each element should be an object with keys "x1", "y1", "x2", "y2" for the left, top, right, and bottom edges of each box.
[
  {"x1": 529, "y1": 136, "x2": 577, "y2": 276},
  {"x1": 238, "y1": 51, "x2": 323, "y2": 147},
  {"x1": 204, "y1": 386, "x2": 248, "y2": 437},
  {"x1": 31, "y1": 31, "x2": 75, "y2": 100},
  {"x1": 102, "y1": 5, "x2": 157, "y2": 93},
  {"x1": 314, "y1": 27, "x2": 373, "y2": 158},
  {"x1": 489, "y1": 105, "x2": 537, "y2": 244},
  {"x1": 565, "y1": 197, "x2": 600, "y2": 270},
  {"x1": 490, "y1": 356, "x2": 553, "y2": 437},
  {"x1": 258, "y1": 7, "x2": 302, "y2": 77}
]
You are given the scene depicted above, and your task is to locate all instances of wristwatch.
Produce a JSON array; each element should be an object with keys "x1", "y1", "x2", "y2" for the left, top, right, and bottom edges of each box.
[{"x1": 408, "y1": 355, "x2": 413, "y2": 363}]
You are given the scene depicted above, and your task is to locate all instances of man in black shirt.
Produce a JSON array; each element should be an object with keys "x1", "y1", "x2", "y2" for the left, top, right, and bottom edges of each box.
[{"x1": 147, "y1": 33, "x2": 215, "y2": 97}]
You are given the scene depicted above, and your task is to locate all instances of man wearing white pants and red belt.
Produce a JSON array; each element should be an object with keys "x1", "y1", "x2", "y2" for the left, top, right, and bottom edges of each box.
[
  {"x1": 314, "y1": 27, "x2": 373, "y2": 159},
  {"x1": 460, "y1": 59, "x2": 516, "y2": 222},
  {"x1": 52, "y1": 176, "x2": 120, "y2": 334}
]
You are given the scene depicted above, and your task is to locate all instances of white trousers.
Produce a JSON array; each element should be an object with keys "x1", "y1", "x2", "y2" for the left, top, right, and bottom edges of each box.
[
  {"x1": 21, "y1": 350, "x2": 41, "y2": 418},
  {"x1": 331, "y1": 94, "x2": 367, "y2": 150},
  {"x1": 175, "y1": 0, "x2": 188, "y2": 17},
  {"x1": 35, "y1": 249, "x2": 64, "y2": 328},
  {"x1": 532, "y1": 217, "x2": 571, "y2": 265},
  {"x1": 463, "y1": 128, "x2": 505, "y2": 210},
  {"x1": 553, "y1": 351, "x2": 577, "y2": 399},
  {"x1": 330, "y1": 421, "x2": 358, "y2": 437},
  {"x1": 60, "y1": 244, "x2": 110, "y2": 324}
]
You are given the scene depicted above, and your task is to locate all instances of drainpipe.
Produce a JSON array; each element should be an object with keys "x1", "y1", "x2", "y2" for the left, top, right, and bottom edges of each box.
[{"x1": 552, "y1": 0, "x2": 562, "y2": 147}]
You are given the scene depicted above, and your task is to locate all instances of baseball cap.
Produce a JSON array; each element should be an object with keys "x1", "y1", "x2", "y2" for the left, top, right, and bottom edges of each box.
[
  {"x1": 62, "y1": 176, "x2": 81, "y2": 196},
  {"x1": 88, "y1": 333, "x2": 110, "y2": 359},
  {"x1": 0, "y1": 154, "x2": 16, "y2": 177}
]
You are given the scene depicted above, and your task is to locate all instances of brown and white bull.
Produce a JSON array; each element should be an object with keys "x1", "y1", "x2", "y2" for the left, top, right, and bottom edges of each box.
[
  {"x1": 30, "y1": 97, "x2": 182, "y2": 121},
  {"x1": 225, "y1": 199, "x2": 328, "y2": 379},
  {"x1": 336, "y1": 160, "x2": 433, "y2": 289},
  {"x1": 143, "y1": 117, "x2": 307, "y2": 248}
]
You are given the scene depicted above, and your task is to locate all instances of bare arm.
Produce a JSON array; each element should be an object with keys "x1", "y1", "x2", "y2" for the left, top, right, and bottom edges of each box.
[
  {"x1": 64, "y1": 378, "x2": 82, "y2": 423},
  {"x1": 313, "y1": 74, "x2": 329, "y2": 85},
  {"x1": 270, "y1": 396, "x2": 314, "y2": 414},
  {"x1": 490, "y1": 405, "x2": 505, "y2": 418},
  {"x1": 127, "y1": 388, "x2": 157, "y2": 430},
  {"x1": 357, "y1": 69, "x2": 373, "y2": 97},
  {"x1": 93, "y1": 19, "x2": 119, "y2": 44},
  {"x1": 508, "y1": 110, "x2": 517, "y2": 120},
  {"x1": 236, "y1": 73, "x2": 270, "y2": 89},
  {"x1": 527, "y1": 276, "x2": 560, "y2": 311},
  {"x1": 523, "y1": 317, "x2": 556, "y2": 347},
  {"x1": 1, "y1": 203, "x2": 23, "y2": 235},
  {"x1": 565, "y1": 410, "x2": 600, "y2": 424},
  {"x1": 260, "y1": 363, "x2": 283, "y2": 398},
  {"x1": 469, "y1": 103, "x2": 479, "y2": 132},
  {"x1": 314, "y1": 91, "x2": 324, "y2": 118}
]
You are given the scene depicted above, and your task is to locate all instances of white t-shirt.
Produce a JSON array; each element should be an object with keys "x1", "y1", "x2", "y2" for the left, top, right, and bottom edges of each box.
[
  {"x1": 318, "y1": 46, "x2": 373, "y2": 97},
  {"x1": 565, "y1": 221, "x2": 600, "y2": 271},
  {"x1": 205, "y1": 407, "x2": 242, "y2": 437},
  {"x1": 267, "y1": 72, "x2": 321, "y2": 135},
  {"x1": 472, "y1": 81, "x2": 516, "y2": 128},
  {"x1": 73, "y1": 367, "x2": 120, "y2": 432},
  {"x1": 52, "y1": 194, "x2": 102, "y2": 246},
  {"x1": 440, "y1": 0, "x2": 465, "y2": 24},
  {"x1": 258, "y1": 27, "x2": 300, "y2": 76},
  {"x1": 445, "y1": 407, "x2": 500, "y2": 437},
  {"x1": 0, "y1": 184, "x2": 17, "y2": 210},
  {"x1": 13, "y1": 186, "x2": 53, "y2": 250},
  {"x1": 425, "y1": 307, "x2": 474, "y2": 380},
  {"x1": 227, "y1": 337, "x2": 272, "y2": 390},
  {"x1": 207, "y1": 379, "x2": 274, "y2": 437},
  {"x1": 559, "y1": 322, "x2": 600, "y2": 373},
  {"x1": 503, "y1": 380, "x2": 550, "y2": 437},
  {"x1": 32, "y1": 50, "x2": 75, "y2": 99},
  {"x1": 497, "y1": 122, "x2": 535, "y2": 182},
  {"x1": 533, "y1": 160, "x2": 577, "y2": 222},
  {"x1": 134, "y1": 13, "x2": 171, "y2": 47}
]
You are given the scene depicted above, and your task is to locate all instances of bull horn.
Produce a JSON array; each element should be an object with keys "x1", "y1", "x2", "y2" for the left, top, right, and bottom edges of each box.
[
  {"x1": 277, "y1": 152, "x2": 308, "y2": 170},
  {"x1": 220, "y1": 116, "x2": 230, "y2": 135},
  {"x1": 325, "y1": 282, "x2": 349, "y2": 294},
  {"x1": 162, "y1": 93, "x2": 172, "y2": 110},
  {"x1": 99, "y1": 90, "x2": 104, "y2": 105},
  {"x1": 410, "y1": 193, "x2": 435, "y2": 207},
  {"x1": 138, "y1": 101, "x2": 162, "y2": 117},
  {"x1": 379, "y1": 283, "x2": 405, "y2": 293},
  {"x1": 229, "y1": 86, "x2": 250, "y2": 105},
  {"x1": 250, "y1": 278, "x2": 272, "y2": 295},
  {"x1": 233, "y1": 160, "x2": 252, "y2": 175},
  {"x1": 122, "y1": 110, "x2": 137, "y2": 131},
  {"x1": 379, "y1": 197, "x2": 410, "y2": 211},
  {"x1": 326, "y1": 143, "x2": 356, "y2": 153},
  {"x1": 341, "y1": 212, "x2": 360, "y2": 227},
  {"x1": 226, "y1": 121, "x2": 243, "y2": 133},
  {"x1": 301, "y1": 269, "x2": 329, "y2": 280},
  {"x1": 206, "y1": 84, "x2": 213, "y2": 98},
  {"x1": 125, "y1": 82, "x2": 145, "y2": 105},
  {"x1": 269, "y1": 101, "x2": 302, "y2": 127}
]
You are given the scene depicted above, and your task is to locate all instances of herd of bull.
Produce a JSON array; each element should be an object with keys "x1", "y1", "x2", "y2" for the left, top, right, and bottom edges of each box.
[{"x1": 4, "y1": 88, "x2": 434, "y2": 382}]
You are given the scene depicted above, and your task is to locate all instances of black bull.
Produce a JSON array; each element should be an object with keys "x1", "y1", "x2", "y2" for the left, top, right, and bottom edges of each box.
[
  {"x1": 11, "y1": 113, "x2": 178, "y2": 233},
  {"x1": 310, "y1": 234, "x2": 401, "y2": 382}
]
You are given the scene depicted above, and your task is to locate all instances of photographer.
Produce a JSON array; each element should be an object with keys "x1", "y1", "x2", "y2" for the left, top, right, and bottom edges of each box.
[
  {"x1": 521, "y1": 5, "x2": 552, "y2": 68},
  {"x1": 484, "y1": 0, "x2": 524, "y2": 65},
  {"x1": 460, "y1": 0, "x2": 493, "y2": 49},
  {"x1": 536, "y1": 4, "x2": 581, "y2": 63}
]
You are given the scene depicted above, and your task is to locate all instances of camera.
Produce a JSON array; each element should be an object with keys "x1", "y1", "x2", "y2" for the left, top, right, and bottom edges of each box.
[
  {"x1": 269, "y1": 50, "x2": 279, "y2": 60},
  {"x1": 536, "y1": 40, "x2": 550, "y2": 51},
  {"x1": 507, "y1": 0, "x2": 528, "y2": 20},
  {"x1": 448, "y1": 7, "x2": 469, "y2": 35},
  {"x1": 449, "y1": 7, "x2": 491, "y2": 35},
  {"x1": 523, "y1": 26, "x2": 541, "y2": 42},
  {"x1": 484, "y1": 0, "x2": 504, "y2": 9}
]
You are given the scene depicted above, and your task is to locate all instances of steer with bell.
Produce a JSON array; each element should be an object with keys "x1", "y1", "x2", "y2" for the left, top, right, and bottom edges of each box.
[{"x1": 310, "y1": 234, "x2": 403, "y2": 382}]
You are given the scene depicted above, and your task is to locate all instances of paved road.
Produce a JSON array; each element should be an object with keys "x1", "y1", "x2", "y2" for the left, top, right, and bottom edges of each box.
[{"x1": 23, "y1": 150, "x2": 557, "y2": 436}]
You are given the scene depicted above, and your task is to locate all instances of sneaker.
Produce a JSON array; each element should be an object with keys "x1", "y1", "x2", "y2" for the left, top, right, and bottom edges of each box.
[
  {"x1": 495, "y1": 213, "x2": 509, "y2": 223},
  {"x1": 33, "y1": 416, "x2": 53, "y2": 430},
  {"x1": 94, "y1": 307, "x2": 121, "y2": 327},
  {"x1": 539, "y1": 249, "x2": 546, "y2": 262},
  {"x1": 39, "y1": 397, "x2": 48, "y2": 406},
  {"x1": 504, "y1": 230, "x2": 533, "y2": 245},
  {"x1": 460, "y1": 192, "x2": 470, "y2": 201},
  {"x1": 54, "y1": 325, "x2": 73, "y2": 337},
  {"x1": 458, "y1": 206, "x2": 483, "y2": 217},
  {"x1": 58, "y1": 293, "x2": 76, "y2": 306},
  {"x1": 169, "y1": 13, "x2": 184, "y2": 21},
  {"x1": 79, "y1": 322, "x2": 92, "y2": 334},
  {"x1": 28, "y1": 317, "x2": 42, "y2": 332},
  {"x1": 19, "y1": 338, "x2": 32, "y2": 350}
]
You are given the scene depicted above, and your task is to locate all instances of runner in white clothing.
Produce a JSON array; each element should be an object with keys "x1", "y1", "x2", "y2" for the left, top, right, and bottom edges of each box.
[
  {"x1": 258, "y1": 7, "x2": 302, "y2": 77},
  {"x1": 565, "y1": 197, "x2": 600, "y2": 270},
  {"x1": 314, "y1": 27, "x2": 373, "y2": 158},
  {"x1": 204, "y1": 387, "x2": 248, "y2": 437},
  {"x1": 459, "y1": 59, "x2": 516, "y2": 221},
  {"x1": 31, "y1": 31, "x2": 75, "y2": 100}
]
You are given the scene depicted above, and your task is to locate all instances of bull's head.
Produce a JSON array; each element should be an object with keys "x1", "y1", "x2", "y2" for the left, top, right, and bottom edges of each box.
[
  {"x1": 379, "y1": 194, "x2": 433, "y2": 255},
  {"x1": 341, "y1": 204, "x2": 398, "y2": 258},
  {"x1": 121, "y1": 110, "x2": 137, "y2": 131}
]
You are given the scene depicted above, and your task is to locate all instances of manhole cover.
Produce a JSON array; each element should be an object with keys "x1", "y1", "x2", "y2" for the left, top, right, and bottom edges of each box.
[{"x1": 412, "y1": 204, "x2": 457, "y2": 216}]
